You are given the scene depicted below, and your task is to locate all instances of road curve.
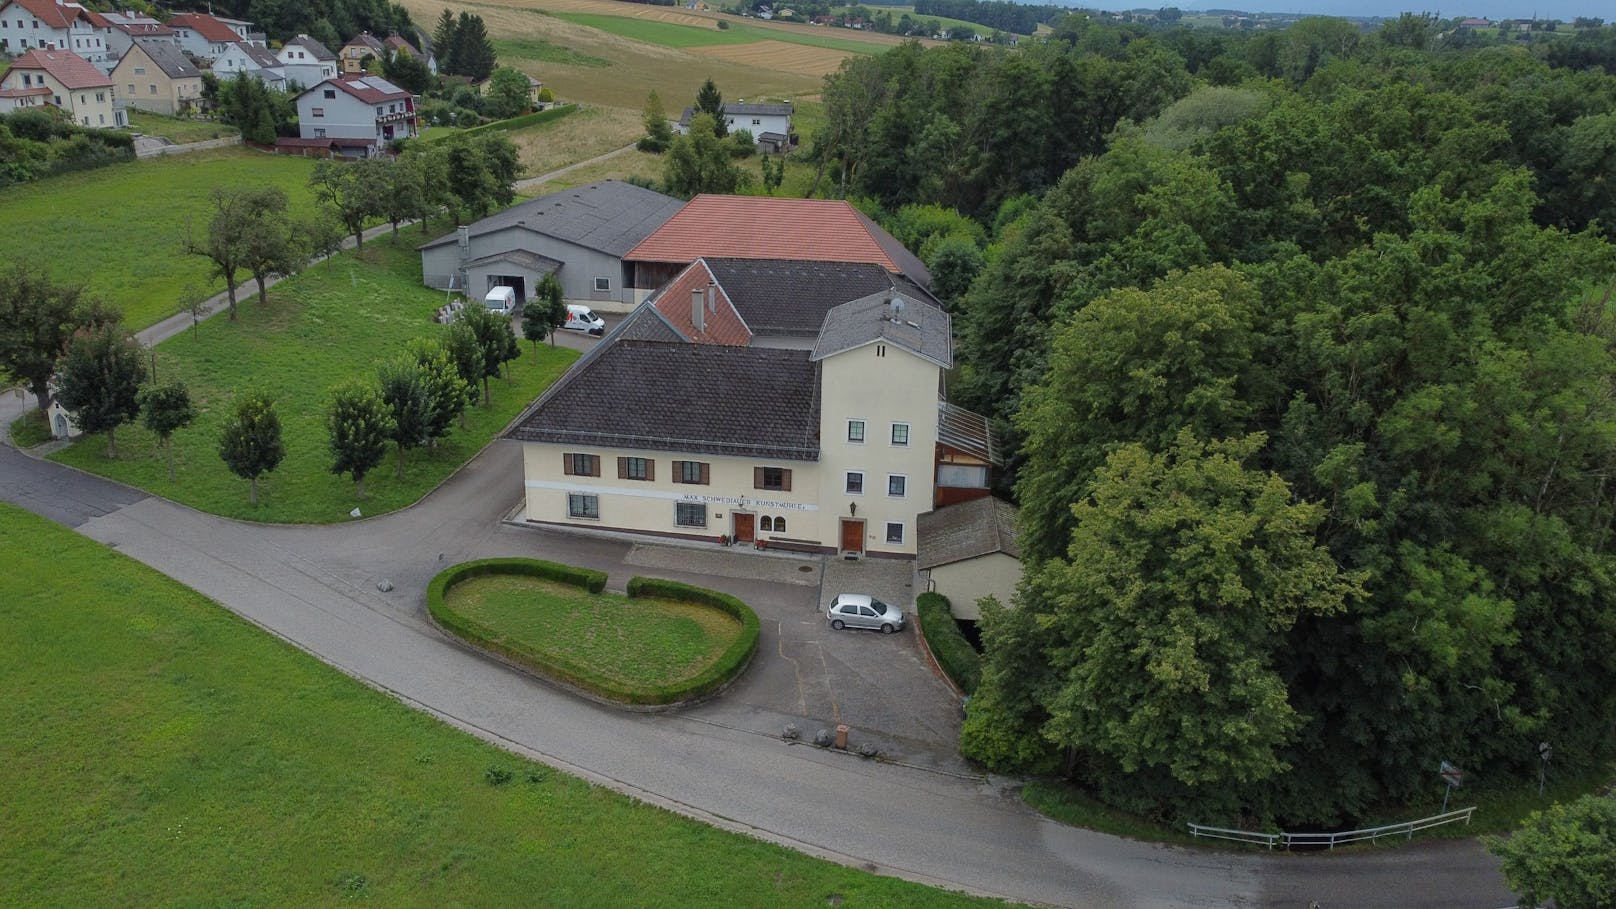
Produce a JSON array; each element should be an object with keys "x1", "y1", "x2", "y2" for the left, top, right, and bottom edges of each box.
[{"x1": 0, "y1": 440, "x2": 1516, "y2": 908}]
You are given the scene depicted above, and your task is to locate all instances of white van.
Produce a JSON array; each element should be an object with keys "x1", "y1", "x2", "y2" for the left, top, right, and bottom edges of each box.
[
  {"x1": 563, "y1": 303, "x2": 606, "y2": 335},
  {"x1": 484, "y1": 285, "x2": 517, "y2": 314}
]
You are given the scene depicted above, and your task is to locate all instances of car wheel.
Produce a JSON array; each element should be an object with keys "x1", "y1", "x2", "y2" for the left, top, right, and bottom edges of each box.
[
  {"x1": 880, "y1": 623, "x2": 894, "y2": 634},
  {"x1": 831, "y1": 619, "x2": 845, "y2": 630}
]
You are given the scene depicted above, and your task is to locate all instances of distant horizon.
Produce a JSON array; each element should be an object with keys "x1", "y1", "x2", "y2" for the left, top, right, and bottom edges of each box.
[{"x1": 1070, "y1": 0, "x2": 1605, "y2": 23}]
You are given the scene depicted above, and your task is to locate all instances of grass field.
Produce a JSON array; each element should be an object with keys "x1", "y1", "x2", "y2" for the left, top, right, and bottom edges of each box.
[
  {"x1": 0, "y1": 502, "x2": 1005, "y2": 908},
  {"x1": 0, "y1": 148, "x2": 320, "y2": 330},
  {"x1": 123, "y1": 110, "x2": 238, "y2": 143},
  {"x1": 50, "y1": 231, "x2": 577, "y2": 523},
  {"x1": 506, "y1": 104, "x2": 643, "y2": 176},
  {"x1": 446, "y1": 575, "x2": 743, "y2": 690},
  {"x1": 492, "y1": 35, "x2": 612, "y2": 66}
]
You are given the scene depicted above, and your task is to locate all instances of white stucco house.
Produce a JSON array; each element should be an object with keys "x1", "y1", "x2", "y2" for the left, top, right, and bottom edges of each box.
[
  {"x1": 676, "y1": 100, "x2": 794, "y2": 151},
  {"x1": 0, "y1": 0, "x2": 111, "y2": 64},
  {"x1": 275, "y1": 33, "x2": 337, "y2": 88},
  {"x1": 293, "y1": 73, "x2": 416, "y2": 155},
  {"x1": 211, "y1": 41, "x2": 286, "y2": 90},
  {"x1": 0, "y1": 47, "x2": 120, "y2": 126}
]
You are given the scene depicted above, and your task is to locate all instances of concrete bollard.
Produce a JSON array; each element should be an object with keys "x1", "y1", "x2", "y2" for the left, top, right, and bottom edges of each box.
[{"x1": 835, "y1": 724, "x2": 849, "y2": 750}]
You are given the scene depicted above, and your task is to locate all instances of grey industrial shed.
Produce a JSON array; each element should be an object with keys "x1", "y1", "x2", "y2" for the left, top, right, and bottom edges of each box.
[{"x1": 418, "y1": 180, "x2": 684, "y2": 310}]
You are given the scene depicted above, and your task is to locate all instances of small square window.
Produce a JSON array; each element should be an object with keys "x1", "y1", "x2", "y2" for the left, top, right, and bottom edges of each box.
[
  {"x1": 323, "y1": 88, "x2": 336, "y2": 98},
  {"x1": 891, "y1": 423, "x2": 910, "y2": 446},
  {"x1": 675, "y1": 502, "x2": 706, "y2": 527},
  {"x1": 675, "y1": 460, "x2": 708, "y2": 484},
  {"x1": 888, "y1": 475, "x2": 906, "y2": 497},
  {"x1": 845, "y1": 472, "x2": 863, "y2": 495},
  {"x1": 847, "y1": 419, "x2": 864, "y2": 442},
  {"x1": 568, "y1": 494, "x2": 599, "y2": 519},
  {"x1": 311, "y1": 107, "x2": 323, "y2": 117},
  {"x1": 885, "y1": 522, "x2": 904, "y2": 544},
  {"x1": 594, "y1": 277, "x2": 611, "y2": 292}
]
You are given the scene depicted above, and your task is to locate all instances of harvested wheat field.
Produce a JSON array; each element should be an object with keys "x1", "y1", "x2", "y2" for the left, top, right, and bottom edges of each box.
[
  {"x1": 691, "y1": 40, "x2": 851, "y2": 77},
  {"x1": 509, "y1": 104, "x2": 644, "y2": 175}
]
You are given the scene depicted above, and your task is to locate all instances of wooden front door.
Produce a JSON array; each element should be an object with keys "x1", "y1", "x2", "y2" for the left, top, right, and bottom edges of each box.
[
  {"x1": 839, "y1": 519, "x2": 865, "y2": 554},
  {"x1": 733, "y1": 512, "x2": 755, "y2": 543}
]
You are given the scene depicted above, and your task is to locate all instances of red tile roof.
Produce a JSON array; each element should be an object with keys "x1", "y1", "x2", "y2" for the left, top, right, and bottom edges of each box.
[
  {"x1": 3, "y1": 48, "x2": 113, "y2": 89},
  {"x1": 650, "y1": 259, "x2": 753, "y2": 346},
  {"x1": 0, "y1": 85, "x2": 53, "y2": 98},
  {"x1": 625, "y1": 195, "x2": 924, "y2": 281},
  {"x1": 9, "y1": 0, "x2": 83, "y2": 29},
  {"x1": 167, "y1": 12, "x2": 240, "y2": 43}
]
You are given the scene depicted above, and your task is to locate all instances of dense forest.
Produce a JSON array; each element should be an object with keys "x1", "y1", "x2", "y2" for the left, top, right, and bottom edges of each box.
[
  {"x1": 810, "y1": 16, "x2": 1616, "y2": 825},
  {"x1": 911, "y1": 0, "x2": 1067, "y2": 36},
  {"x1": 201, "y1": 0, "x2": 414, "y2": 48}
]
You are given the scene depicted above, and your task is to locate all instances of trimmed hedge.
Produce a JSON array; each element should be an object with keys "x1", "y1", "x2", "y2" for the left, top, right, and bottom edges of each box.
[
  {"x1": 460, "y1": 104, "x2": 577, "y2": 137},
  {"x1": 917, "y1": 592, "x2": 980, "y2": 694},
  {"x1": 428, "y1": 559, "x2": 758, "y2": 706}
]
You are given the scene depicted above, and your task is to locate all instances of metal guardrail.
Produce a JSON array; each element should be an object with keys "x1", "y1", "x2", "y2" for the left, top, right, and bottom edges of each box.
[{"x1": 1188, "y1": 807, "x2": 1475, "y2": 850}]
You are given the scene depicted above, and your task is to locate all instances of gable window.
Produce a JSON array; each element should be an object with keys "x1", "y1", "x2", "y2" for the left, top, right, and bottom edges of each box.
[
  {"x1": 567, "y1": 493, "x2": 599, "y2": 519},
  {"x1": 888, "y1": 475, "x2": 906, "y2": 497},
  {"x1": 133, "y1": 65, "x2": 144, "y2": 74},
  {"x1": 846, "y1": 419, "x2": 864, "y2": 442},
  {"x1": 562, "y1": 452, "x2": 600, "y2": 477},
  {"x1": 891, "y1": 423, "x2": 910, "y2": 446},
  {"x1": 323, "y1": 88, "x2": 336, "y2": 98},
  {"x1": 845, "y1": 472, "x2": 863, "y2": 495},
  {"x1": 617, "y1": 456, "x2": 653, "y2": 481},
  {"x1": 673, "y1": 460, "x2": 709, "y2": 485},
  {"x1": 886, "y1": 522, "x2": 904, "y2": 544},
  {"x1": 675, "y1": 502, "x2": 706, "y2": 528},
  {"x1": 594, "y1": 277, "x2": 610, "y2": 292},
  {"x1": 753, "y1": 466, "x2": 792, "y2": 491}
]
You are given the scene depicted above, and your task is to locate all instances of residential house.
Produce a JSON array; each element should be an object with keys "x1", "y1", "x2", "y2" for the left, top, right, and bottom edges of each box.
[
  {"x1": 383, "y1": 33, "x2": 435, "y2": 74},
  {"x1": 0, "y1": 0, "x2": 111, "y2": 65},
  {"x1": 211, "y1": 41, "x2": 286, "y2": 90},
  {"x1": 917, "y1": 496, "x2": 1022, "y2": 622},
  {"x1": 110, "y1": 36, "x2": 202, "y2": 116},
  {"x1": 677, "y1": 100, "x2": 793, "y2": 150},
  {"x1": 101, "y1": 12, "x2": 173, "y2": 65},
  {"x1": 624, "y1": 194, "x2": 932, "y2": 301},
  {"x1": 0, "y1": 47, "x2": 119, "y2": 125},
  {"x1": 276, "y1": 34, "x2": 337, "y2": 88},
  {"x1": 506, "y1": 289, "x2": 986, "y2": 559},
  {"x1": 166, "y1": 12, "x2": 245, "y2": 60},
  {"x1": 292, "y1": 73, "x2": 417, "y2": 156},
  {"x1": 419, "y1": 180, "x2": 686, "y2": 308},
  {"x1": 339, "y1": 32, "x2": 384, "y2": 73}
]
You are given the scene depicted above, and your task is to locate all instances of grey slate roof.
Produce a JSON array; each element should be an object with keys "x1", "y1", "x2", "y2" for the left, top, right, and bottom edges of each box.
[
  {"x1": 917, "y1": 497, "x2": 1021, "y2": 570},
  {"x1": 133, "y1": 36, "x2": 201, "y2": 78},
  {"x1": 678, "y1": 102, "x2": 792, "y2": 125},
  {"x1": 938, "y1": 400, "x2": 1002, "y2": 465},
  {"x1": 284, "y1": 35, "x2": 337, "y2": 61},
  {"x1": 704, "y1": 257, "x2": 937, "y2": 337},
  {"x1": 234, "y1": 41, "x2": 282, "y2": 69},
  {"x1": 854, "y1": 209, "x2": 932, "y2": 288},
  {"x1": 811, "y1": 291, "x2": 952, "y2": 368},
  {"x1": 506, "y1": 337, "x2": 821, "y2": 460},
  {"x1": 419, "y1": 181, "x2": 685, "y2": 258},
  {"x1": 464, "y1": 248, "x2": 562, "y2": 273},
  {"x1": 614, "y1": 301, "x2": 688, "y2": 342}
]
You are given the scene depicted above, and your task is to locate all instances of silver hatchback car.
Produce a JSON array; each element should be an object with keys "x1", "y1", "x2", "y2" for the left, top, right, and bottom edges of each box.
[{"x1": 826, "y1": 594, "x2": 905, "y2": 634}]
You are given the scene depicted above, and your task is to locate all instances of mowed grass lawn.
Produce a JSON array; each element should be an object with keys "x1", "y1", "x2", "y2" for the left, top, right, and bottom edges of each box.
[
  {"x1": 0, "y1": 148, "x2": 320, "y2": 329},
  {"x1": 123, "y1": 109, "x2": 238, "y2": 144},
  {"x1": 0, "y1": 504, "x2": 1007, "y2": 908},
  {"x1": 446, "y1": 576, "x2": 742, "y2": 690},
  {"x1": 51, "y1": 233, "x2": 577, "y2": 523}
]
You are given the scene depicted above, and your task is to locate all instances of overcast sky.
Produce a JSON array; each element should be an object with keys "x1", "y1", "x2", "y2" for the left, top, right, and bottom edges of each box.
[{"x1": 1079, "y1": 1, "x2": 1603, "y2": 22}]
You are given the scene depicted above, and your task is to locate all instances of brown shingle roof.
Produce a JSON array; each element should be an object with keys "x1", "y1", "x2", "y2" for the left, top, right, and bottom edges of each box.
[
  {"x1": 916, "y1": 497, "x2": 1021, "y2": 570},
  {"x1": 625, "y1": 195, "x2": 931, "y2": 285},
  {"x1": 3, "y1": 48, "x2": 112, "y2": 89},
  {"x1": 319, "y1": 73, "x2": 410, "y2": 104},
  {"x1": 167, "y1": 12, "x2": 241, "y2": 43},
  {"x1": 10, "y1": 0, "x2": 82, "y2": 29}
]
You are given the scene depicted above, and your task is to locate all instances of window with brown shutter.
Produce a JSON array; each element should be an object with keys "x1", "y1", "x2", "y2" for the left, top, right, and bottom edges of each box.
[
  {"x1": 564, "y1": 453, "x2": 598, "y2": 476},
  {"x1": 618, "y1": 457, "x2": 652, "y2": 481},
  {"x1": 674, "y1": 461, "x2": 708, "y2": 484},
  {"x1": 756, "y1": 467, "x2": 791, "y2": 491}
]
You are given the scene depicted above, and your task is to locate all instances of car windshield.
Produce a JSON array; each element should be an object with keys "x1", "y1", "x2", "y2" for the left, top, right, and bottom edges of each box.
[
  {"x1": 871, "y1": 600, "x2": 891, "y2": 614},
  {"x1": 582, "y1": 310, "x2": 598, "y2": 321}
]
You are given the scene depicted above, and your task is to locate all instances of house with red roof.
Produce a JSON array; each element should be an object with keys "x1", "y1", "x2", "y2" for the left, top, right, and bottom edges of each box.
[
  {"x1": 0, "y1": 0, "x2": 112, "y2": 65},
  {"x1": 0, "y1": 47, "x2": 120, "y2": 126},
  {"x1": 623, "y1": 195, "x2": 932, "y2": 302},
  {"x1": 291, "y1": 74, "x2": 417, "y2": 156},
  {"x1": 166, "y1": 11, "x2": 251, "y2": 60}
]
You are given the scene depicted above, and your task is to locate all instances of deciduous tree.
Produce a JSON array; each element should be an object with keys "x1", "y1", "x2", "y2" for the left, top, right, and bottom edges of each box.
[
  {"x1": 377, "y1": 358, "x2": 429, "y2": 478},
  {"x1": 326, "y1": 379, "x2": 393, "y2": 498},
  {"x1": 405, "y1": 336, "x2": 471, "y2": 445},
  {"x1": 0, "y1": 267, "x2": 108, "y2": 413},
  {"x1": 1487, "y1": 793, "x2": 1616, "y2": 909},
  {"x1": 54, "y1": 323, "x2": 147, "y2": 458},
  {"x1": 138, "y1": 381, "x2": 195, "y2": 481},
  {"x1": 238, "y1": 187, "x2": 308, "y2": 305},
  {"x1": 484, "y1": 67, "x2": 531, "y2": 120},
  {"x1": 218, "y1": 391, "x2": 284, "y2": 506},
  {"x1": 664, "y1": 113, "x2": 745, "y2": 197},
  {"x1": 310, "y1": 158, "x2": 385, "y2": 250}
]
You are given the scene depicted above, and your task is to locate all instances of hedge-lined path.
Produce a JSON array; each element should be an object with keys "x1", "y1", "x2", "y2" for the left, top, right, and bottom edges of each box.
[{"x1": 0, "y1": 431, "x2": 1517, "y2": 908}]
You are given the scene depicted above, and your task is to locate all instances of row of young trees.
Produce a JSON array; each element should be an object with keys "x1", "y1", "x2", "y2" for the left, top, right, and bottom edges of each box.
[{"x1": 806, "y1": 17, "x2": 1616, "y2": 826}]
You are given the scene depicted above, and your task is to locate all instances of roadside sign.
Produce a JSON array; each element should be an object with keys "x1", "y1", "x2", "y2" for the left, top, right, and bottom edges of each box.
[{"x1": 1439, "y1": 761, "x2": 1463, "y2": 788}]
